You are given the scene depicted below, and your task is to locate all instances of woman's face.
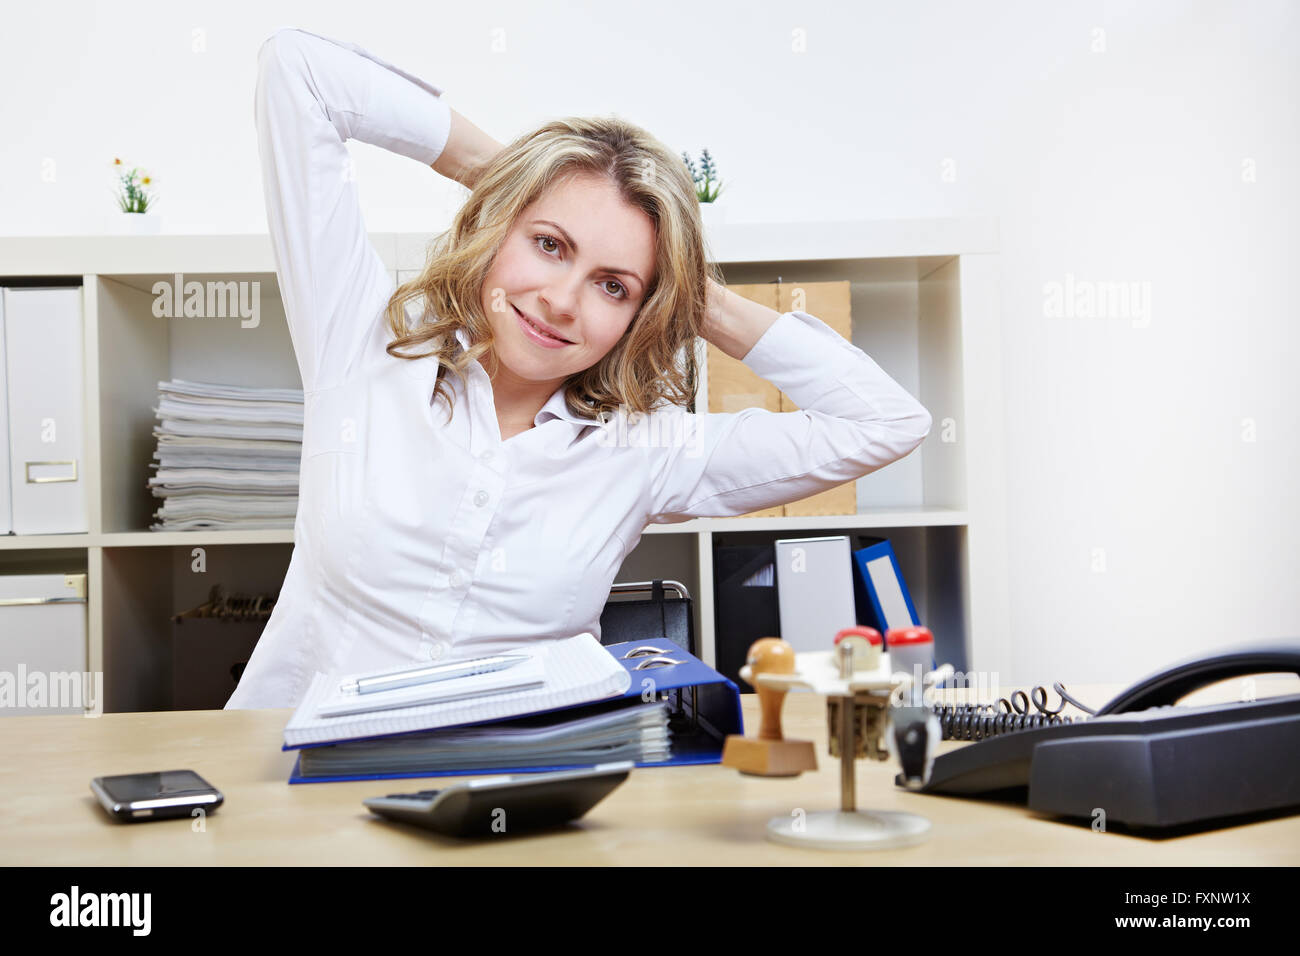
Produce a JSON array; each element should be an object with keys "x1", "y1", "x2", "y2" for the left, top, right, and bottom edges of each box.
[{"x1": 479, "y1": 172, "x2": 657, "y2": 388}]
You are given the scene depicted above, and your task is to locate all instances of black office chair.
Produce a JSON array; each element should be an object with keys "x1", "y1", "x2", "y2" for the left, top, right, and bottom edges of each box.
[{"x1": 597, "y1": 580, "x2": 695, "y2": 657}]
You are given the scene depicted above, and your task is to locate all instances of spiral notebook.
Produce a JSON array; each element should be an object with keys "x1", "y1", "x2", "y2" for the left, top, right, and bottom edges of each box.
[{"x1": 283, "y1": 633, "x2": 630, "y2": 749}]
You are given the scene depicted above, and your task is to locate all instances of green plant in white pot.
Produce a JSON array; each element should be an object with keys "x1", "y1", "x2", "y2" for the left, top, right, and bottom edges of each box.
[{"x1": 110, "y1": 157, "x2": 161, "y2": 234}]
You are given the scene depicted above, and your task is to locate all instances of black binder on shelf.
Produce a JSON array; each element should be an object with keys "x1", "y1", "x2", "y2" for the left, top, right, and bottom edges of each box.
[{"x1": 712, "y1": 543, "x2": 780, "y2": 688}]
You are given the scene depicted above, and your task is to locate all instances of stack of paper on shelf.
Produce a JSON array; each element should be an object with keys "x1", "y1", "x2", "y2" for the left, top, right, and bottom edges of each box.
[{"x1": 148, "y1": 379, "x2": 303, "y2": 531}]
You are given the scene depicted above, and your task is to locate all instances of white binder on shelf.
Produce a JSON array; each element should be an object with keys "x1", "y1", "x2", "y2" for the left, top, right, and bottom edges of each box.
[
  {"x1": 0, "y1": 290, "x2": 11, "y2": 535},
  {"x1": 3, "y1": 287, "x2": 87, "y2": 534}
]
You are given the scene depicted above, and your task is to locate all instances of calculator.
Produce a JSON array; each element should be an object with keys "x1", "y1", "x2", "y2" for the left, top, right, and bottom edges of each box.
[{"x1": 362, "y1": 762, "x2": 633, "y2": 837}]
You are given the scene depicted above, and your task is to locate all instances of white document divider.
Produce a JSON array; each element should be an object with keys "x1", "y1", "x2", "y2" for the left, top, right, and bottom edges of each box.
[
  {"x1": 3, "y1": 287, "x2": 87, "y2": 534},
  {"x1": 0, "y1": 572, "x2": 92, "y2": 716}
]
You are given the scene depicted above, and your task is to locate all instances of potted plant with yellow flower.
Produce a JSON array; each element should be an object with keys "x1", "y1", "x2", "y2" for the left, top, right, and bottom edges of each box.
[{"x1": 110, "y1": 157, "x2": 160, "y2": 234}]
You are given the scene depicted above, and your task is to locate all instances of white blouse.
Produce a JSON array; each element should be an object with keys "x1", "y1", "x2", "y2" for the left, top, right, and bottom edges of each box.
[{"x1": 224, "y1": 27, "x2": 933, "y2": 710}]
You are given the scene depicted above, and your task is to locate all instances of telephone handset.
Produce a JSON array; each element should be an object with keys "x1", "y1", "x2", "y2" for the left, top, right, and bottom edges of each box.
[
  {"x1": 908, "y1": 639, "x2": 1300, "y2": 831},
  {"x1": 932, "y1": 639, "x2": 1300, "y2": 741},
  {"x1": 1094, "y1": 639, "x2": 1300, "y2": 714}
]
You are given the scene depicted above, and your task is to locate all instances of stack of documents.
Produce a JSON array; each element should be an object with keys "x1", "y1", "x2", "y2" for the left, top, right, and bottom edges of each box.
[
  {"x1": 147, "y1": 379, "x2": 303, "y2": 531},
  {"x1": 284, "y1": 633, "x2": 676, "y2": 781},
  {"x1": 298, "y1": 700, "x2": 671, "y2": 778}
]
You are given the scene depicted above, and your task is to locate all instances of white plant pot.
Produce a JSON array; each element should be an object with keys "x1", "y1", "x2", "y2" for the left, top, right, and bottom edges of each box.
[
  {"x1": 698, "y1": 201, "x2": 726, "y2": 230},
  {"x1": 115, "y1": 212, "x2": 161, "y2": 235},
  {"x1": 698, "y1": 201, "x2": 726, "y2": 247}
]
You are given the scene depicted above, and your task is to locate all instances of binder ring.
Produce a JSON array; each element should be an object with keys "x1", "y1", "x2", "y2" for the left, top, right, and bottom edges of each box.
[
  {"x1": 633, "y1": 656, "x2": 685, "y2": 670},
  {"x1": 623, "y1": 645, "x2": 669, "y2": 659}
]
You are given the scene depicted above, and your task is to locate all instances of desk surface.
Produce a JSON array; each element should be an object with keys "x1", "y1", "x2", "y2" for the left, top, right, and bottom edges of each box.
[{"x1": 2, "y1": 681, "x2": 1298, "y2": 865}]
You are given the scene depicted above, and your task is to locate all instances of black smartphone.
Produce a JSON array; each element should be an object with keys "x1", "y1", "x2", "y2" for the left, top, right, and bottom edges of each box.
[{"x1": 90, "y1": 769, "x2": 224, "y2": 822}]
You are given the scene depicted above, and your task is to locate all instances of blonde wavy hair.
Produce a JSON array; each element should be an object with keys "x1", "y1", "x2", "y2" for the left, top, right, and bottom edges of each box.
[{"x1": 383, "y1": 115, "x2": 724, "y2": 422}]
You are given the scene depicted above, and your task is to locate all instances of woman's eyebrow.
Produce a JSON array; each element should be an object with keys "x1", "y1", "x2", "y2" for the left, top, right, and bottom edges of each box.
[{"x1": 530, "y1": 219, "x2": 645, "y2": 288}]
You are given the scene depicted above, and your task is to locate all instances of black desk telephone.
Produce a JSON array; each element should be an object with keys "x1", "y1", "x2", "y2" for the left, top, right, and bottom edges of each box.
[{"x1": 901, "y1": 639, "x2": 1300, "y2": 831}]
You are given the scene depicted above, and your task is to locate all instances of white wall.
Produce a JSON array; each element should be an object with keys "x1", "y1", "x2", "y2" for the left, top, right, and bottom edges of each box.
[{"x1": 1, "y1": 0, "x2": 1295, "y2": 689}]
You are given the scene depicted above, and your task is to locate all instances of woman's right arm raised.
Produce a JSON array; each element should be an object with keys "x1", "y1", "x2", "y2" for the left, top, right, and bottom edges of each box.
[
  {"x1": 433, "y1": 106, "x2": 504, "y2": 190},
  {"x1": 255, "y1": 27, "x2": 497, "y2": 392}
]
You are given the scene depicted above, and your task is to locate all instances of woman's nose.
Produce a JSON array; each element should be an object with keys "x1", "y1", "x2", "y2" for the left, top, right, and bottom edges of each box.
[{"x1": 539, "y1": 277, "x2": 583, "y2": 321}]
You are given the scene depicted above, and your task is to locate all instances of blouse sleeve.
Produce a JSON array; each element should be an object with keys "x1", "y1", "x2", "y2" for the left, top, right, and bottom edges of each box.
[
  {"x1": 641, "y1": 310, "x2": 933, "y2": 523},
  {"x1": 254, "y1": 27, "x2": 452, "y2": 392}
]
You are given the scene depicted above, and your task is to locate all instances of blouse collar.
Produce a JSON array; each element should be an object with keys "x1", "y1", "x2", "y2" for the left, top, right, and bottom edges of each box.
[{"x1": 452, "y1": 325, "x2": 597, "y2": 427}]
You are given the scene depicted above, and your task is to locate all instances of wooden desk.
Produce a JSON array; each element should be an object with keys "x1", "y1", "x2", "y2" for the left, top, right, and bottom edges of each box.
[{"x1": 2, "y1": 682, "x2": 1297, "y2": 865}]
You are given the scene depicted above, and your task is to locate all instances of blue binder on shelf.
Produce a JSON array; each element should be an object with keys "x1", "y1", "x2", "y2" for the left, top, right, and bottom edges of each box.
[
  {"x1": 851, "y1": 537, "x2": 920, "y2": 633},
  {"x1": 285, "y1": 640, "x2": 743, "y2": 784}
]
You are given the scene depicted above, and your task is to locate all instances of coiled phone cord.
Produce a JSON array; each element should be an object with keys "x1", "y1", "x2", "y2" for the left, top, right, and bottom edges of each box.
[{"x1": 934, "y1": 682, "x2": 1098, "y2": 741}]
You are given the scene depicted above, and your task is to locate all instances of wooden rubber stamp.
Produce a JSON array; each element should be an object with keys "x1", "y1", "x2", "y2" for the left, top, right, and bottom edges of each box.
[{"x1": 722, "y1": 637, "x2": 817, "y2": 776}]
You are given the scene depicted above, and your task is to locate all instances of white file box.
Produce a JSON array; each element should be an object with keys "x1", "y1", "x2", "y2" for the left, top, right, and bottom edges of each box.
[
  {"x1": 0, "y1": 572, "x2": 92, "y2": 716},
  {"x1": 774, "y1": 535, "x2": 858, "y2": 652},
  {"x1": 0, "y1": 291, "x2": 11, "y2": 534},
  {"x1": 3, "y1": 287, "x2": 87, "y2": 534}
]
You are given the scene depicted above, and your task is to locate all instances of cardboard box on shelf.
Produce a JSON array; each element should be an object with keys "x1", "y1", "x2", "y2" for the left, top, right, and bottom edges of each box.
[{"x1": 705, "y1": 280, "x2": 857, "y2": 519}]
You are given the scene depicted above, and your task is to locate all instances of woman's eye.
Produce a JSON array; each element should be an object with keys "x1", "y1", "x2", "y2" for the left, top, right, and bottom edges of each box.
[{"x1": 533, "y1": 235, "x2": 628, "y2": 300}]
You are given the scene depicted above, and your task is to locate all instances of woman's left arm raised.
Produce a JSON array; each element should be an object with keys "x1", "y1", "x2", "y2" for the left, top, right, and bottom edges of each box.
[
  {"x1": 639, "y1": 280, "x2": 933, "y2": 523},
  {"x1": 700, "y1": 278, "x2": 781, "y2": 361}
]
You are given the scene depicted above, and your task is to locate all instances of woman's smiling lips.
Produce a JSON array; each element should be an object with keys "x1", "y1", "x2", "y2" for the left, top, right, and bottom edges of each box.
[{"x1": 513, "y1": 304, "x2": 574, "y2": 348}]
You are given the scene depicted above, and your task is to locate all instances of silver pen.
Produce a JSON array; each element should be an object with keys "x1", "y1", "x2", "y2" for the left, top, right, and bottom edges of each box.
[{"x1": 339, "y1": 653, "x2": 531, "y2": 696}]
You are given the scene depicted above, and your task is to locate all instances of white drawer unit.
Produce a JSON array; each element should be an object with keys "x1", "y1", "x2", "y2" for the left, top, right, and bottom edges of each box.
[{"x1": 0, "y1": 572, "x2": 92, "y2": 716}]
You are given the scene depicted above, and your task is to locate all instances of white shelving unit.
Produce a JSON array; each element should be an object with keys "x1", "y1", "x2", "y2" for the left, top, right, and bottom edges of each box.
[{"x1": 0, "y1": 217, "x2": 1009, "y2": 712}]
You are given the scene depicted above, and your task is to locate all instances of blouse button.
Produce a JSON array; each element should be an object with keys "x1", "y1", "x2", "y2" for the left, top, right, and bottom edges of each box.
[
  {"x1": 478, "y1": 449, "x2": 494, "y2": 462},
  {"x1": 449, "y1": 569, "x2": 467, "y2": 589},
  {"x1": 427, "y1": 642, "x2": 448, "y2": 661},
  {"x1": 473, "y1": 490, "x2": 488, "y2": 507}
]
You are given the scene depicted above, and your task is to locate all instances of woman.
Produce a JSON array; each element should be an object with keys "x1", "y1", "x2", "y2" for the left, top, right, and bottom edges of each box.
[{"x1": 225, "y1": 27, "x2": 932, "y2": 710}]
